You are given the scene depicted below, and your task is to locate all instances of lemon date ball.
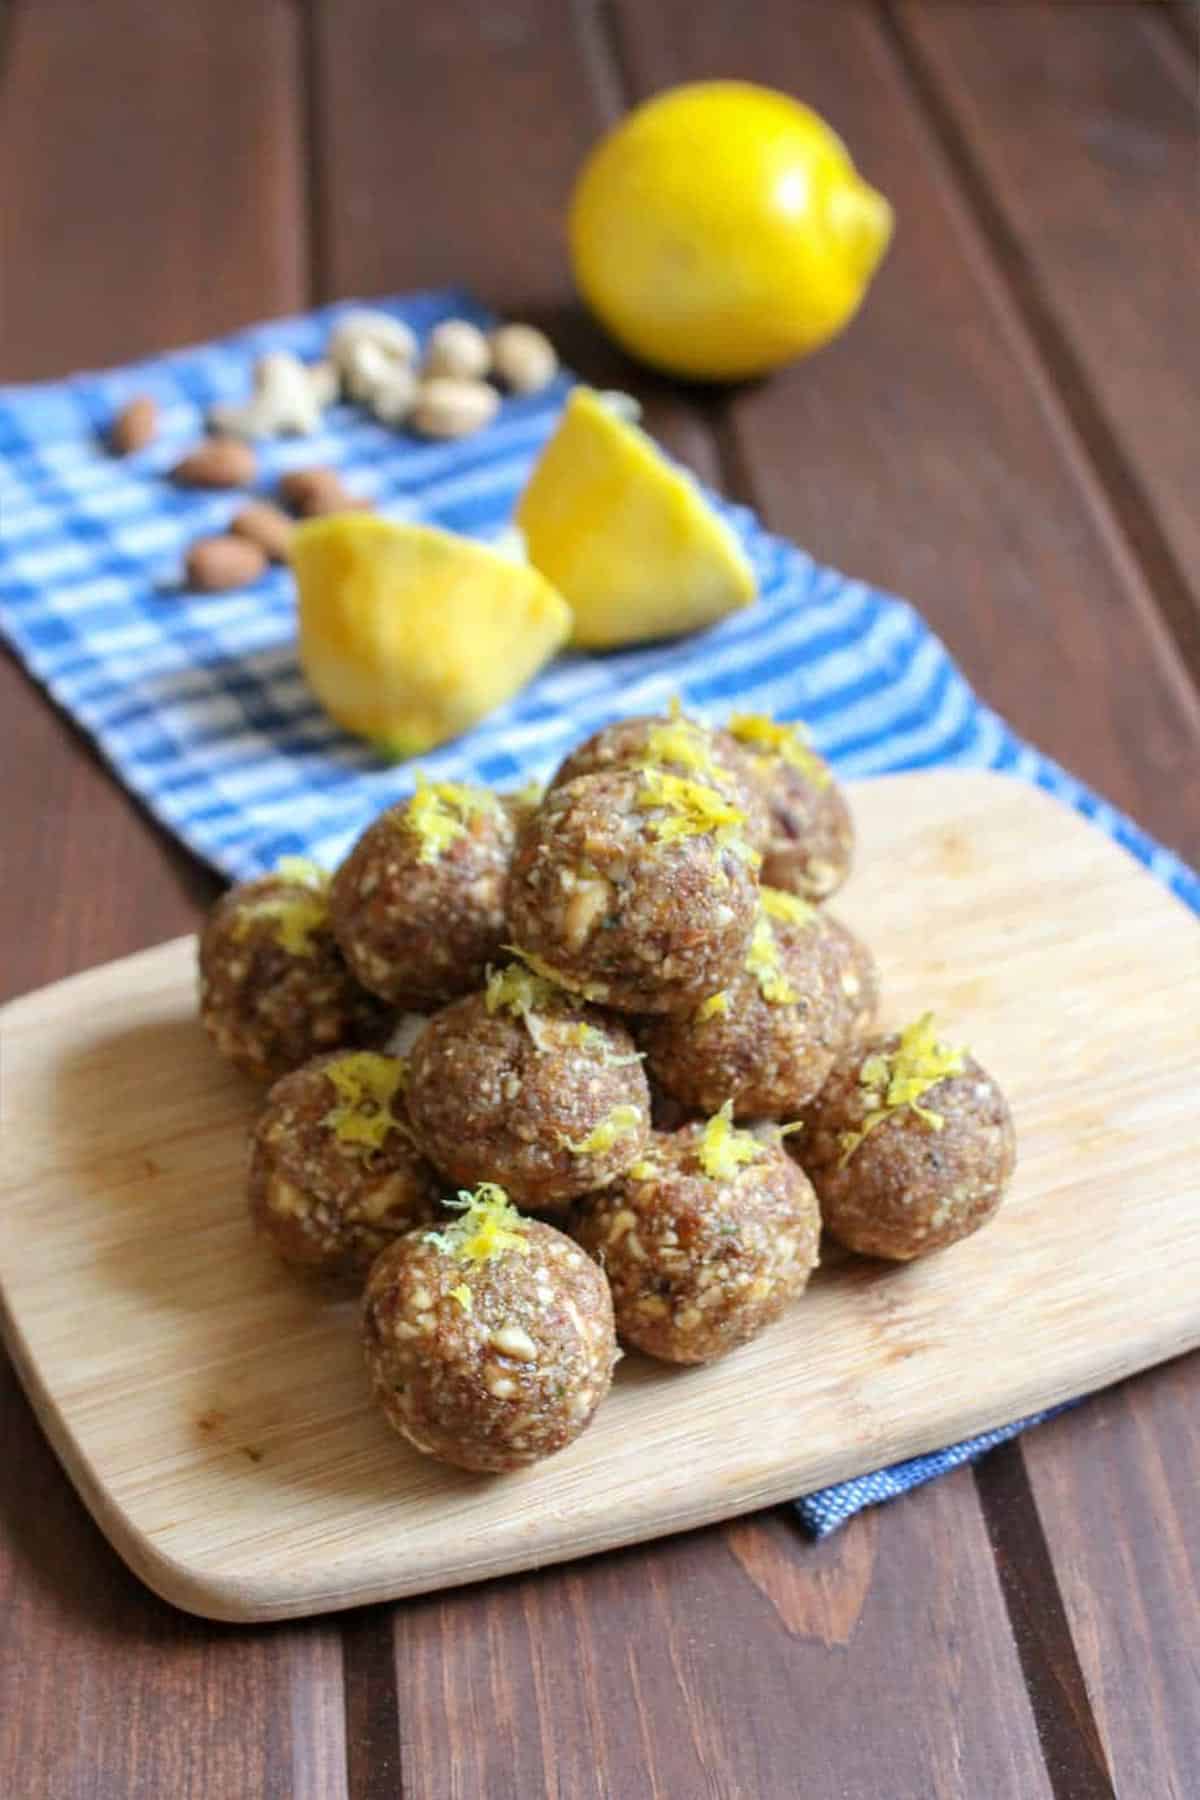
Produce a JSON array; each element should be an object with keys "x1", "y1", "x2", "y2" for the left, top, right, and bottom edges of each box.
[
  {"x1": 573, "y1": 1109, "x2": 820, "y2": 1365},
  {"x1": 405, "y1": 970, "x2": 651, "y2": 1213},
  {"x1": 796, "y1": 1014, "x2": 1016, "y2": 1261},
  {"x1": 331, "y1": 780, "x2": 515, "y2": 1009},
  {"x1": 249, "y1": 1051, "x2": 440, "y2": 1281},
  {"x1": 364, "y1": 1187, "x2": 618, "y2": 1473},
  {"x1": 508, "y1": 769, "x2": 760, "y2": 1014},
  {"x1": 199, "y1": 862, "x2": 391, "y2": 1083}
]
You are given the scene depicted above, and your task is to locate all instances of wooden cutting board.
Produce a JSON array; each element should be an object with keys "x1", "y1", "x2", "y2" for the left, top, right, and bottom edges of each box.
[{"x1": 2, "y1": 771, "x2": 1198, "y2": 1623}]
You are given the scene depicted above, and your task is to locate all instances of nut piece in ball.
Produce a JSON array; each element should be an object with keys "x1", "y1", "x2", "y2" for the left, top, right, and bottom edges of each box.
[
  {"x1": 249, "y1": 1051, "x2": 440, "y2": 1280},
  {"x1": 642, "y1": 888, "x2": 854, "y2": 1118},
  {"x1": 549, "y1": 710, "x2": 771, "y2": 852},
  {"x1": 198, "y1": 858, "x2": 391, "y2": 1082},
  {"x1": 405, "y1": 966, "x2": 651, "y2": 1210},
  {"x1": 363, "y1": 1184, "x2": 618, "y2": 1471},
  {"x1": 331, "y1": 779, "x2": 515, "y2": 1007},
  {"x1": 728, "y1": 713, "x2": 854, "y2": 900},
  {"x1": 508, "y1": 768, "x2": 760, "y2": 1013},
  {"x1": 797, "y1": 1013, "x2": 1016, "y2": 1260},
  {"x1": 573, "y1": 1108, "x2": 821, "y2": 1364}
]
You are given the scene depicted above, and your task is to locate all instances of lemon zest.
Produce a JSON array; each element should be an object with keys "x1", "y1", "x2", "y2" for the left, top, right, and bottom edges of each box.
[
  {"x1": 236, "y1": 882, "x2": 329, "y2": 958},
  {"x1": 696, "y1": 990, "x2": 731, "y2": 1022},
  {"x1": 746, "y1": 914, "x2": 799, "y2": 1005},
  {"x1": 697, "y1": 1101, "x2": 763, "y2": 1181},
  {"x1": 728, "y1": 713, "x2": 830, "y2": 789},
  {"x1": 322, "y1": 1052, "x2": 406, "y2": 1153},
  {"x1": 449, "y1": 1283, "x2": 473, "y2": 1314},
  {"x1": 563, "y1": 1021, "x2": 643, "y2": 1066},
  {"x1": 628, "y1": 1159, "x2": 659, "y2": 1181},
  {"x1": 425, "y1": 1183, "x2": 530, "y2": 1264},
  {"x1": 275, "y1": 855, "x2": 330, "y2": 891},
  {"x1": 636, "y1": 768, "x2": 758, "y2": 864},
  {"x1": 838, "y1": 1013, "x2": 966, "y2": 1165},
  {"x1": 505, "y1": 943, "x2": 609, "y2": 1004},
  {"x1": 405, "y1": 776, "x2": 498, "y2": 864},
  {"x1": 485, "y1": 960, "x2": 562, "y2": 1028},
  {"x1": 640, "y1": 715, "x2": 722, "y2": 780},
  {"x1": 560, "y1": 1104, "x2": 643, "y2": 1157},
  {"x1": 760, "y1": 886, "x2": 816, "y2": 928}
]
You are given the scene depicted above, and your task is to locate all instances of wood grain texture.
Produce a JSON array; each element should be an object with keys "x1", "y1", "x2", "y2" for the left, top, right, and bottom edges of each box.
[
  {"x1": 0, "y1": 0, "x2": 306, "y2": 377},
  {"x1": 1020, "y1": 1355, "x2": 1200, "y2": 1797},
  {"x1": 894, "y1": 0, "x2": 1200, "y2": 681},
  {"x1": 612, "y1": 0, "x2": 1200, "y2": 865},
  {"x1": 3, "y1": 773, "x2": 1197, "y2": 1623},
  {"x1": 0, "y1": 6, "x2": 344, "y2": 1796},
  {"x1": 382, "y1": 1489, "x2": 1053, "y2": 1800}
]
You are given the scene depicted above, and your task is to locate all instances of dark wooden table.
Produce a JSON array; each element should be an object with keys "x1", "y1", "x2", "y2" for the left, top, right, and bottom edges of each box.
[{"x1": 2, "y1": 4, "x2": 1197, "y2": 1795}]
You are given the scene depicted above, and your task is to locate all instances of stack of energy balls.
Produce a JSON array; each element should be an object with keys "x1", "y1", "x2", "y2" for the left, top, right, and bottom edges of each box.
[{"x1": 198, "y1": 709, "x2": 1016, "y2": 1474}]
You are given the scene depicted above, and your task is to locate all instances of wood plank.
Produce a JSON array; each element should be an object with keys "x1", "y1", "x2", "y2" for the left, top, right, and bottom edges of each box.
[
  {"x1": 388, "y1": 1486, "x2": 1053, "y2": 1800},
  {"x1": 0, "y1": 1358, "x2": 348, "y2": 1800},
  {"x1": 1016, "y1": 1358, "x2": 1200, "y2": 1798},
  {"x1": 894, "y1": 0, "x2": 1200, "y2": 681},
  {"x1": 0, "y1": 6, "x2": 342, "y2": 1796},
  {"x1": 613, "y1": 0, "x2": 1200, "y2": 865},
  {"x1": 8, "y1": 771, "x2": 1195, "y2": 1630},
  {"x1": 0, "y1": 0, "x2": 307, "y2": 377}
]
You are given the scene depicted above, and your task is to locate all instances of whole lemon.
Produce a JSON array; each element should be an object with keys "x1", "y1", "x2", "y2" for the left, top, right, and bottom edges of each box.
[{"x1": 569, "y1": 81, "x2": 893, "y2": 382}]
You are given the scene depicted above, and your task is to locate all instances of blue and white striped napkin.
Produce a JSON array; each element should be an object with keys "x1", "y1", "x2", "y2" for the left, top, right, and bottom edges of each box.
[{"x1": 1, "y1": 291, "x2": 1195, "y2": 1534}]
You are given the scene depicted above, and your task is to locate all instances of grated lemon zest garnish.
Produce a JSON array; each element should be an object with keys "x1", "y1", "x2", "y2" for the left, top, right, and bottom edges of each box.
[
  {"x1": 405, "y1": 776, "x2": 498, "y2": 865},
  {"x1": 745, "y1": 914, "x2": 799, "y2": 1005},
  {"x1": 425, "y1": 1183, "x2": 530, "y2": 1264},
  {"x1": 322, "y1": 1053, "x2": 406, "y2": 1153},
  {"x1": 760, "y1": 886, "x2": 816, "y2": 928},
  {"x1": 449, "y1": 1283, "x2": 473, "y2": 1313},
  {"x1": 636, "y1": 768, "x2": 758, "y2": 865},
  {"x1": 838, "y1": 1013, "x2": 966, "y2": 1165},
  {"x1": 505, "y1": 943, "x2": 609, "y2": 1004},
  {"x1": 696, "y1": 990, "x2": 731, "y2": 1022},
  {"x1": 697, "y1": 1102, "x2": 763, "y2": 1181},
  {"x1": 640, "y1": 714, "x2": 722, "y2": 780},
  {"x1": 728, "y1": 713, "x2": 830, "y2": 789},
  {"x1": 559, "y1": 1104, "x2": 642, "y2": 1157}
]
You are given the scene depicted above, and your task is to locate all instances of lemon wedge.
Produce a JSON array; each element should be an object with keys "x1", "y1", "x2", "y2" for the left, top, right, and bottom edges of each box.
[
  {"x1": 291, "y1": 516, "x2": 571, "y2": 756},
  {"x1": 515, "y1": 387, "x2": 756, "y2": 648}
]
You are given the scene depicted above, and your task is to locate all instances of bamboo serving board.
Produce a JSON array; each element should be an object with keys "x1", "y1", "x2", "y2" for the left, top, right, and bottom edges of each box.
[{"x1": 2, "y1": 771, "x2": 1198, "y2": 1623}]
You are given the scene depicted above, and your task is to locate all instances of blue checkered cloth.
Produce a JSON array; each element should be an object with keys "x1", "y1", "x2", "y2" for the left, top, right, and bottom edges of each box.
[{"x1": 2, "y1": 292, "x2": 1196, "y2": 1535}]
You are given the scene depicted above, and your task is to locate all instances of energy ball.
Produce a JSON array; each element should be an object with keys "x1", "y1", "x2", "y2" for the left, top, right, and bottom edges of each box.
[
  {"x1": 550, "y1": 712, "x2": 772, "y2": 852},
  {"x1": 573, "y1": 1108, "x2": 820, "y2": 1364},
  {"x1": 816, "y1": 911, "x2": 880, "y2": 1039},
  {"x1": 727, "y1": 713, "x2": 854, "y2": 900},
  {"x1": 640, "y1": 889, "x2": 850, "y2": 1119},
  {"x1": 363, "y1": 1185, "x2": 618, "y2": 1471},
  {"x1": 508, "y1": 768, "x2": 759, "y2": 1013},
  {"x1": 249, "y1": 1050, "x2": 441, "y2": 1280},
  {"x1": 331, "y1": 780, "x2": 515, "y2": 1008},
  {"x1": 405, "y1": 967, "x2": 651, "y2": 1211},
  {"x1": 797, "y1": 1013, "x2": 1017, "y2": 1260},
  {"x1": 198, "y1": 860, "x2": 390, "y2": 1082}
]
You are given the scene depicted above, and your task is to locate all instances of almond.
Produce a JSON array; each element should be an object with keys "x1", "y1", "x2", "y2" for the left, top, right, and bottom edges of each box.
[
  {"x1": 278, "y1": 467, "x2": 370, "y2": 517},
  {"x1": 110, "y1": 395, "x2": 159, "y2": 456},
  {"x1": 173, "y1": 437, "x2": 257, "y2": 489},
  {"x1": 185, "y1": 534, "x2": 268, "y2": 591},
  {"x1": 230, "y1": 501, "x2": 294, "y2": 563}
]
